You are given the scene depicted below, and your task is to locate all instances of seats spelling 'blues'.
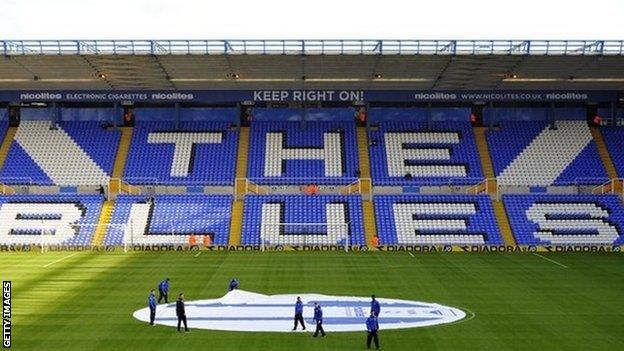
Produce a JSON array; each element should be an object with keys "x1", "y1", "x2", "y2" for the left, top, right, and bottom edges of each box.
[
  {"x1": 600, "y1": 126, "x2": 624, "y2": 177},
  {"x1": 488, "y1": 121, "x2": 608, "y2": 186},
  {"x1": 247, "y1": 122, "x2": 359, "y2": 184},
  {"x1": 105, "y1": 194, "x2": 232, "y2": 245},
  {"x1": 241, "y1": 195, "x2": 365, "y2": 246},
  {"x1": 503, "y1": 194, "x2": 624, "y2": 246},
  {"x1": 368, "y1": 121, "x2": 483, "y2": 185},
  {"x1": 374, "y1": 195, "x2": 502, "y2": 245},
  {"x1": 0, "y1": 121, "x2": 120, "y2": 186},
  {"x1": 0, "y1": 194, "x2": 103, "y2": 245},
  {"x1": 124, "y1": 122, "x2": 238, "y2": 185}
]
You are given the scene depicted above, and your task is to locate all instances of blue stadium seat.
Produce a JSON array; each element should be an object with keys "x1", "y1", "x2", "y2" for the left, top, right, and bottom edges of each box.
[
  {"x1": 247, "y1": 121, "x2": 359, "y2": 185},
  {"x1": 503, "y1": 194, "x2": 624, "y2": 246},
  {"x1": 241, "y1": 195, "x2": 365, "y2": 246},
  {"x1": 105, "y1": 194, "x2": 232, "y2": 245},
  {"x1": 368, "y1": 121, "x2": 483, "y2": 185},
  {"x1": 123, "y1": 121, "x2": 238, "y2": 185},
  {"x1": 374, "y1": 195, "x2": 502, "y2": 245}
]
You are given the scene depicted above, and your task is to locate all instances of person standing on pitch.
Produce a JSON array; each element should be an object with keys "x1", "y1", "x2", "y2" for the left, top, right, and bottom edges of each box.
[
  {"x1": 176, "y1": 293, "x2": 189, "y2": 332},
  {"x1": 158, "y1": 278, "x2": 170, "y2": 303},
  {"x1": 312, "y1": 302, "x2": 326, "y2": 337},
  {"x1": 366, "y1": 311, "x2": 380, "y2": 349},
  {"x1": 148, "y1": 289, "x2": 157, "y2": 326},
  {"x1": 228, "y1": 278, "x2": 239, "y2": 291},
  {"x1": 371, "y1": 295, "x2": 380, "y2": 317},
  {"x1": 293, "y1": 296, "x2": 306, "y2": 331}
]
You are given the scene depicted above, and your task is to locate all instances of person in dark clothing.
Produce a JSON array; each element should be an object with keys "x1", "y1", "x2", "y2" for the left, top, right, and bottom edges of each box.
[
  {"x1": 148, "y1": 289, "x2": 157, "y2": 326},
  {"x1": 293, "y1": 296, "x2": 306, "y2": 331},
  {"x1": 366, "y1": 312, "x2": 380, "y2": 349},
  {"x1": 312, "y1": 303, "x2": 326, "y2": 337},
  {"x1": 176, "y1": 293, "x2": 189, "y2": 332},
  {"x1": 228, "y1": 278, "x2": 239, "y2": 291},
  {"x1": 158, "y1": 278, "x2": 170, "y2": 303},
  {"x1": 371, "y1": 295, "x2": 381, "y2": 317}
]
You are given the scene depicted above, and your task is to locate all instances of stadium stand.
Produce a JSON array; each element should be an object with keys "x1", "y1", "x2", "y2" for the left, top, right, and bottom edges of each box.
[
  {"x1": 600, "y1": 126, "x2": 624, "y2": 177},
  {"x1": 488, "y1": 121, "x2": 608, "y2": 186},
  {"x1": 0, "y1": 121, "x2": 120, "y2": 186},
  {"x1": 104, "y1": 194, "x2": 232, "y2": 246},
  {"x1": 0, "y1": 194, "x2": 103, "y2": 245},
  {"x1": 123, "y1": 121, "x2": 238, "y2": 185},
  {"x1": 503, "y1": 194, "x2": 624, "y2": 245},
  {"x1": 373, "y1": 195, "x2": 503, "y2": 245},
  {"x1": 368, "y1": 121, "x2": 483, "y2": 185},
  {"x1": 246, "y1": 121, "x2": 359, "y2": 184},
  {"x1": 241, "y1": 195, "x2": 365, "y2": 246}
]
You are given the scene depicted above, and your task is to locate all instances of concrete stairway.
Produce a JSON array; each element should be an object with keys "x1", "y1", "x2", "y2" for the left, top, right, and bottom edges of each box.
[
  {"x1": 229, "y1": 127, "x2": 249, "y2": 246},
  {"x1": 357, "y1": 127, "x2": 377, "y2": 246},
  {"x1": 91, "y1": 200, "x2": 114, "y2": 246}
]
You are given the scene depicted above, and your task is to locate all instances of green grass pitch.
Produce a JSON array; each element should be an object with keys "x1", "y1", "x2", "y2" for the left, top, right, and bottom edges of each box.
[{"x1": 2, "y1": 251, "x2": 622, "y2": 350}]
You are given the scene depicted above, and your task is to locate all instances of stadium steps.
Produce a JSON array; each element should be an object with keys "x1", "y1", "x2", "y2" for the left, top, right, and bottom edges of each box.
[
  {"x1": 229, "y1": 126, "x2": 249, "y2": 246},
  {"x1": 109, "y1": 127, "x2": 133, "y2": 194},
  {"x1": 357, "y1": 127, "x2": 377, "y2": 245},
  {"x1": 356, "y1": 127, "x2": 372, "y2": 179},
  {"x1": 362, "y1": 201, "x2": 378, "y2": 247},
  {"x1": 0, "y1": 127, "x2": 16, "y2": 194},
  {"x1": 235, "y1": 127, "x2": 250, "y2": 179},
  {"x1": 91, "y1": 200, "x2": 114, "y2": 246},
  {"x1": 229, "y1": 200, "x2": 244, "y2": 246},
  {"x1": 590, "y1": 128, "x2": 619, "y2": 179},
  {"x1": 492, "y1": 199, "x2": 516, "y2": 246},
  {"x1": 474, "y1": 127, "x2": 498, "y2": 193}
]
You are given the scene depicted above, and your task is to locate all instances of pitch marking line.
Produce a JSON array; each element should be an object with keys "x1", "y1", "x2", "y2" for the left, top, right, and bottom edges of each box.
[
  {"x1": 407, "y1": 252, "x2": 415, "y2": 258},
  {"x1": 42, "y1": 253, "x2": 78, "y2": 268},
  {"x1": 194, "y1": 251, "x2": 202, "y2": 257},
  {"x1": 532, "y1": 253, "x2": 568, "y2": 268}
]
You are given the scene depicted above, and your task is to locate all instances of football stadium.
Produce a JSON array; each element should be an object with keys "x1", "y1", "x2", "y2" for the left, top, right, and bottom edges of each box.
[{"x1": 1, "y1": 14, "x2": 624, "y2": 351}]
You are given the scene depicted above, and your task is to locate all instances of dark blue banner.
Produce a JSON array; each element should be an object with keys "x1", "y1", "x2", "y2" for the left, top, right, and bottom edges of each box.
[{"x1": 0, "y1": 90, "x2": 618, "y2": 103}]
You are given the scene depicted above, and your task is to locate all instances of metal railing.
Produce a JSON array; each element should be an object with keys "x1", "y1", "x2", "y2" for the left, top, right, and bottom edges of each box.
[
  {"x1": 2, "y1": 40, "x2": 623, "y2": 56},
  {"x1": 108, "y1": 178, "x2": 142, "y2": 195},
  {"x1": 592, "y1": 178, "x2": 624, "y2": 196},
  {"x1": 0, "y1": 183, "x2": 16, "y2": 195},
  {"x1": 465, "y1": 177, "x2": 497, "y2": 193},
  {"x1": 235, "y1": 177, "x2": 370, "y2": 197},
  {"x1": 573, "y1": 177, "x2": 611, "y2": 186}
]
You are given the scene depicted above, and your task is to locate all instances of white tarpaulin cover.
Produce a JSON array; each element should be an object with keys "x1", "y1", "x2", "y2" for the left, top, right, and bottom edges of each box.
[{"x1": 133, "y1": 290, "x2": 466, "y2": 332}]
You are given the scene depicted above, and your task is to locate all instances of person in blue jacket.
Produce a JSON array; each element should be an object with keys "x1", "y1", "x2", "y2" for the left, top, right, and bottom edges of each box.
[
  {"x1": 148, "y1": 289, "x2": 157, "y2": 326},
  {"x1": 292, "y1": 296, "x2": 306, "y2": 331},
  {"x1": 371, "y1": 295, "x2": 381, "y2": 317},
  {"x1": 228, "y1": 278, "x2": 239, "y2": 291},
  {"x1": 312, "y1": 302, "x2": 326, "y2": 337},
  {"x1": 158, "y1": 278, "x2": 170, "y2": 303},
  {"x1": 366, "y1": 312, "x2": 380, "y2": 349},
  {"x1": 158, "y1": 278, "x2": 169, "y2": 303}
]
